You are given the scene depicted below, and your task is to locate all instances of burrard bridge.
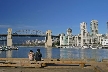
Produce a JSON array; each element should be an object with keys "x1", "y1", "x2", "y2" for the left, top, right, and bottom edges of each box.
[
  {"x1": 0, "y1": 29, "x2": 59, "y2": 37},
  {"x1": 0, "y1": 28, "x2": 59, "y2": 47}
]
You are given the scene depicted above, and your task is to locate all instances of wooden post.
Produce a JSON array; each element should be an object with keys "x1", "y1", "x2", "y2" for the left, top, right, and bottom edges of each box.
[{"x1": 80, "y1": 63, "x2": 85, "y2": 68}]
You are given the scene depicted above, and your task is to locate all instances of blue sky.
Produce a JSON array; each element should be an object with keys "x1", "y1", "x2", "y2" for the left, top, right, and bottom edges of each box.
[{"x1": 0, "y1": 0, "x2": 108, "y2": 35}]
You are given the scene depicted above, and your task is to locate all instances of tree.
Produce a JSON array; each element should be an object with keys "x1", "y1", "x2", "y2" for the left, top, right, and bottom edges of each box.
[{"x1": 52, "y1": 41, "x2": 60, "y2": 47}]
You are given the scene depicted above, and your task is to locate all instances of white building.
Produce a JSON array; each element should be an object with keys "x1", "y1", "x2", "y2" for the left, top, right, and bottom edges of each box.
[
  {"x1": 80, "y1": 22, "x2": 88, "y2": 47},
  {"x1": 60, "y1": 33, "x2": 68, "y2": 46},
  {"x1": 90, "y1": 20, "x2": 98, "y2": 36},
  {"x1": 102, "y1": 39, "x2": 108, "y2": 46},
  {"x1": 90, "y1": 20, "x2": 98, "y2": 44},
  {"x1": 60, "y1": 28, "x2": 75, "y2": 46},
  {"x1": 59, "y1": 20, "x2": 104, "y2": 47},
  {"x1": 67, "y1": 28, "x2": 72, "y2": 36},
  {"x1": 26, "y1": 40, "x2": 31, "y2": 44},
  {"x1": 96, "y1": 34, "x2": 102, "y2": 44},
  {"x1": 73, "y1": 35, "x2": 81, "y2": 46},
  {"x1": 67, "y1": 35, "x2": 73, "y2": 46},
  {"x1": 66, "y1": 28, "x2": 74, "y2": 46}
]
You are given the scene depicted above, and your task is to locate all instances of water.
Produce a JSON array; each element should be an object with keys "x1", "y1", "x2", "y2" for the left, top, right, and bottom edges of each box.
[
  {"x1": 0, "y1": 47, "x2": 108, "y2": 61},
  {"x1": 0, "y1": 37, "x2": 45, "y2": 45}
]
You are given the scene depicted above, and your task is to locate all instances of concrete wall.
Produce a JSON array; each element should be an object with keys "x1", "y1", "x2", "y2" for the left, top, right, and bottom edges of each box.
[
  {"x1": 7, "y1": 28, "x2": 12, "y2": 46},
  {"x1": 45, "y1": 30, "x2": 52, "y2": 47}
]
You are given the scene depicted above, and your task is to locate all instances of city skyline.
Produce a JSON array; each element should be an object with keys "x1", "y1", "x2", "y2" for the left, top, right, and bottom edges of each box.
[{"x1": 0, "y1": 0, "x2": 108, "y2": 35}]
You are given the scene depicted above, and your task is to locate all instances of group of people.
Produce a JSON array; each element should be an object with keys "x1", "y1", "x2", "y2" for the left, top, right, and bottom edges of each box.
[{"x1": 28, "y1": 49, "x2": 42, "y2": 61}]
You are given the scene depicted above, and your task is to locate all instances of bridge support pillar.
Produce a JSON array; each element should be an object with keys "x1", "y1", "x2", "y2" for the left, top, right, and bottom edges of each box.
[
  {"x1": 45, "y1": 30, "x2": 52, "y2": 48},
  {"x1": 7, "y1": 28, "x2": 12, "y2": 46}
]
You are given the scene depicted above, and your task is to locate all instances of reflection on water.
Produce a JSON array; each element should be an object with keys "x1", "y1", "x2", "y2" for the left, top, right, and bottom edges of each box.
[
  {"x1": 6, "y1": 50, "x2": 12, "y2": 58},
  {"x1": 0, "y1": 50, "x2": 12, "y2": 58},
  {"x1": 0, "y1": 47, "x2": 108, "y2": 61},
  {"x1": 60, "y1": 48, "x2": 73, "y2": 59},
  {"x1": 46, "y1": 48, "x2": 52, "y2": 59},
  {"x1": 0, "y1": 51, "x2": 2, "y2": 54},
  {"x1": 81, "y1": 49, "x2": 84, "y2": 59}
]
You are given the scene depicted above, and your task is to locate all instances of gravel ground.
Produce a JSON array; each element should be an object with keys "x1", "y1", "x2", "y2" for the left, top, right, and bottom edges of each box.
[{"x1": 0, "y1": 67, "x2": 95, "y2": 72}]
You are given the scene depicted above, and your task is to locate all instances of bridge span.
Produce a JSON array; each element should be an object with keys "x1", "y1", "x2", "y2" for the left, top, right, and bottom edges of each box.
[
  {"x1": 0, "y1": 28, "x2": 59, "y2": 47},
  {"x1": 0, "y1": 34, "x2": 59, "y2": 37}
]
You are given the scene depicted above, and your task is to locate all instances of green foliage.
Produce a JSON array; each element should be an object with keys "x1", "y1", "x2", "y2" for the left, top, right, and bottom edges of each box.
[{"x1": 52, "y1": 41, "x2": 60, "y2": 47}]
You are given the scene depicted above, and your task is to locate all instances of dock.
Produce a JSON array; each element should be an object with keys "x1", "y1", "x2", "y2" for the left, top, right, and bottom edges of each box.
[{"x1": 0, "y1": 58, "x2": 107, "y2": 72}]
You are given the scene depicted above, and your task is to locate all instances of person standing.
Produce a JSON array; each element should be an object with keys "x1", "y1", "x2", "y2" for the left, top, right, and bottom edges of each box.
[
  {"x1": 28, "y1": 50, "x2": 35, "y2": 61},
  {"x1": 35, "y1": 49, "x2": 42, "y2": 61}
]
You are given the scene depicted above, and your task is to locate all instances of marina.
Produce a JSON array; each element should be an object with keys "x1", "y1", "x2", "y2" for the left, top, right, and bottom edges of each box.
[
  {"x1": 0, "y1": 46, "x2": 18, "y2": 51},
  {"x1": 56, "y1": 45, "x2": 103, "y2": 49}
]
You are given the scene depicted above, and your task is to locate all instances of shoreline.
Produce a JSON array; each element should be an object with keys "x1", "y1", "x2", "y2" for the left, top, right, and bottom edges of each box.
[
  {"x1": 17, "y1": 46, "x2": 57, "y2": 48},
  {"x1": 17, "y1": 46, "x2": 45, "y2": 47}
]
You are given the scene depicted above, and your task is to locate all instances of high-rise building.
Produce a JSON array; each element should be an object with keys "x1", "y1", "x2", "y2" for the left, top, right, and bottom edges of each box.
[
  {"x1": 67, "y1": 28, "x2": 72, "y2": 36},
  {"x1": 60, "y1": 33, "x2": 68, "y2": 46},
  {"x1": 90, "y1": 20, "x2": 98, "y2": 37},
  {"x1": 80, "y1": 22, "x2": 88, "y2": 46},
  {"x1": 90, "y1": 20, "x2": 98, "y2": 44},
  {"x1": 66, "y1": 28, "x2": 73, "y2": 46}
]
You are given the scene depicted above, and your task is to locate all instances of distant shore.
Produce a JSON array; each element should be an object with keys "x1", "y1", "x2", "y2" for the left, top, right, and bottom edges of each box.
[
  {"x1": 17, "y1": 46, "x2": 57, "y2": 48},
  {"x1": 17, "y1": 46, "x2": 45, "y2": 48}
]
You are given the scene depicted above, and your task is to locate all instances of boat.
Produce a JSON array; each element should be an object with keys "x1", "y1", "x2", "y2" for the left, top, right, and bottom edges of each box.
[
  {"x1": 82, "y1": 46, "x2": 89, "y2": 49},
  {"x1": 7, "y1": 46, "x2": 19, "y2": 50},
  {"x1": 0, "y1": 46, "x2": 18, "y2": 51},
  {"x1": 63, "y1": 46, "x2": 73, "y2": 48},
  {"x1": 91, "y1": 47, "x2": 97, "y2": 49},
  {"x1": 0, "y1": 46, "x2": 8, "y2": 51},
  {"x1": 0, "y1": 46, "x2": 2, "y2": 48},
  {"x1": 90, "y1": 46, "x2": 98, "y2": 49},
  {"x1": 97, "y1": 46, "x2": 102, "y2": 49},
  {"x1": 56, "y1": 45, "x2": 74, "y2": 48}
]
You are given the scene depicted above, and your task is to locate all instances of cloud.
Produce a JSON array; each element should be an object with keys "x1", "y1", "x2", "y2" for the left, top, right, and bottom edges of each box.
[{"x1": 0, "y1": 25, "x2": 11, "y2": 28}]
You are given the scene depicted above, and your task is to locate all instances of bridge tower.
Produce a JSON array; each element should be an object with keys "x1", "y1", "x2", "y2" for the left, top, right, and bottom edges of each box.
[
  {"x1": 45, "y1": 30, "x2": 52, "y2": 48},
  {"x1": 7, "y1": 28, "x2": 12, "y2": 46}
]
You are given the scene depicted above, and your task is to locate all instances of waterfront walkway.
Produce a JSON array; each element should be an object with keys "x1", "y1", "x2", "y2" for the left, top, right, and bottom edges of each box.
[{"x1": 0, "y1": 58, "x2": 107, "y2": 72}]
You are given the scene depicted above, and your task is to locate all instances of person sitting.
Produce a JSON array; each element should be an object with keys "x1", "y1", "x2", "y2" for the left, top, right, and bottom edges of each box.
[
  {"x1": 28, "y1": 50, "x2": 35, "y2": 61},
  {"x1": 35, "y1": 49, "x2": 42, "y2": 61}
]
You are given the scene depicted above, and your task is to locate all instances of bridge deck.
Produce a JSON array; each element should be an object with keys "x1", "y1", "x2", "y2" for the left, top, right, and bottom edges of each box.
[{"x1": 0, "y1": 34, "x2": 59, "y2": 37}]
